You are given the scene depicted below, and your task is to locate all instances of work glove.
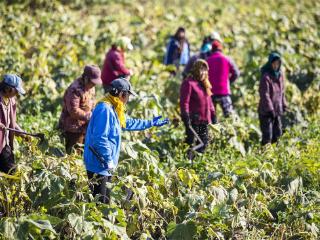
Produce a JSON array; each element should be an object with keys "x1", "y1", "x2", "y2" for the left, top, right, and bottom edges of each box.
[
  {"x1": 181, "y1": 114, "x2": 191, "y2": 126},
  {"x1": 152, "y1": 116, "x2": 169, "y2": 127}
]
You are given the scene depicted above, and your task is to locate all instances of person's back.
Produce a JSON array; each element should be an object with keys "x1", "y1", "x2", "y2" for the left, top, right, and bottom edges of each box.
[
  {"x1": 101, "y1": 47, "x2": 129, "y2": 87},
  {"x1": 206, "y1": 39, "x2": 240, "y2": 117},
  {"x1": 207, "y1": 51, "x2": 237, "y2": 96},
  {"x1": 101, "y1": 37, "x2": 133, "y2": 90}
]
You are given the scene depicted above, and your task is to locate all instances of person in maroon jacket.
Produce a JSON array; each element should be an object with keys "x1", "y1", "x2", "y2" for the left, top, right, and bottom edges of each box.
[
  {"x1": 101, "y1": 37, "x2": 133, "y2": 91},
  {"x1": 59, "y1": 65, "x2": 102, "y2": 154},
  {"x1": 180, "y1": 59, "x2": 216, "y2": 153},
  {"x1": 0, "y1": 74, "x2": 26, "y2": 174},
  {"x1": 258, "y1": 52, "x2": 287, "y2": 145}
]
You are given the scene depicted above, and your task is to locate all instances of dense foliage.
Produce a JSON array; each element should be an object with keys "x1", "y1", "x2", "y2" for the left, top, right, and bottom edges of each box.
[{"x1": 0, "y1": 0, "x2": 319, "y2": 239}]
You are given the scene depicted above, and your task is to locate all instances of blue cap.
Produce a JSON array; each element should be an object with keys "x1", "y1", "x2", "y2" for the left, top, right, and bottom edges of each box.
[
  {"x1": 3, "y1": 74, "x2": 26, "y2": 95},
  {"x1": 200, "y1": 43, "x2": 212, "y2": 53},
  {"x1": 110, "y1": 78, "x2": 137, "y2": 96}
]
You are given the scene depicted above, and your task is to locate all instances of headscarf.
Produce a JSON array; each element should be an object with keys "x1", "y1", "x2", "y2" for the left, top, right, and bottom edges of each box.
[
  {"x1": 99, "y1": 93, "x2": 126, "y2": 128},
  {"x1": 189, "y1": 59, "x2": 212, "y2": 96},
  {"x1": 261, "y1": 52, "x2": 282, "y2": 79}
]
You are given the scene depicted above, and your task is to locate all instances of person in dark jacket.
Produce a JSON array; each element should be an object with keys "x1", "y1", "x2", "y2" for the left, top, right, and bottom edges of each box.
[
  {"x1": 101, "y1": 37, "x2": 133, "y2": 91},
  {"x1": 182, "y1": 41, "x2": 212, "y2": 79},
  {"x1": 164, "y1": 27, "x2": 190, "y2": 70},
  {"x1": 0, "y1": 74, "x2": 26, "y2": 174},
  {"x1": 180, "y1": 59, "x2": 216, "y2": 153},
  {"x1": 207, "y1": 37, "x2": 240, "y2": 118},
  {"x1": 258, "y1": 52, "x2": 287, "y2": 145}
]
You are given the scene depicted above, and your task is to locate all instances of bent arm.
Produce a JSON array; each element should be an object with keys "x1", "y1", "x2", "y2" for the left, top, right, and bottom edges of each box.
[
  {"x1": 90, "y1": 104, "x2": 113, "y2": 163},
  {"x1": 111, "y1": 53, "x2": 130, "y2": 76},
  {"x1": 66, "y1": 92, "x2": 91, "y2": 121},
  {"x1": 259, "y1": 76, "x2": 274, "y2": 113},
  {"x1": 228, "y1": 57, "x2": 240, "y2": 83},
  {"x1": 180, "y1": 80, "x2": 192, "y2": 117}
]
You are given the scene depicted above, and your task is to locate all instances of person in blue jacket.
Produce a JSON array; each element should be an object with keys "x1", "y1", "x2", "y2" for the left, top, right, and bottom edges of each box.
[
  {"x1": 84, "y1": 78, "x2": 169, "y2": 203},
  {"x1": 164, "y1": 27, "x2": 190, "y2": 70}
]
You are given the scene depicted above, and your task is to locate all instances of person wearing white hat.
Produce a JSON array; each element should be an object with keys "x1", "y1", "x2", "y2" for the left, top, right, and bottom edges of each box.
[
  {"x1": 101, "y1": 37, "x2": 134, "y2": 91},
  {"x1": 0, "y1": 74, "x2": 26, "y2": 174}
]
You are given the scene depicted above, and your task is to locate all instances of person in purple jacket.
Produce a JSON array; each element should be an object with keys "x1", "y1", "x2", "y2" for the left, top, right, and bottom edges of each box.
[
  {"x1": 207, "y1": 39, "x2": 240, "y2": 117},
  {"x1": 258, "y1": 52, "x2": 287, "y2": 145},
  {"x1": 180, "y1": 59, "x2": 216, "y2": 153}
]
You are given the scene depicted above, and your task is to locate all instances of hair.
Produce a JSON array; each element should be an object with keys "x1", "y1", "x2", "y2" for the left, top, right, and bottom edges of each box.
[
  {"x1": 189, "y1": 59, "x2": 212, "y2": 96},
  {"x1": 174, "y1": 27, "x2": 185, "y2": 38},
  {"x1": 0, "y1": 82, "x2": 13, "y2": 93},
  {"x1": 109, "y1": 87, "x2": 120, "y2": 96}
]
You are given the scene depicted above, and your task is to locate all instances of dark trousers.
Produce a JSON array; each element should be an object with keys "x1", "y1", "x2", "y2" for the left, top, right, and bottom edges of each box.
[
  {"x1": 0, "y1": 145, "x2": 15, "y2": 174},
  {"x1": 185, "y1": 123, "x2": 209, "y2": 153},
  {"x1": 64, "y1": 132, "x2": 85, "y2": 154},
  {"x1": 87, "y1": 170, "x2": 112, "y2": 204},
  {"x1": 259, "y1": 115, "x2": 283, "y2": 145},
  {"x1": 212, "y1": 95, "x2": 233, "y2": 117}
]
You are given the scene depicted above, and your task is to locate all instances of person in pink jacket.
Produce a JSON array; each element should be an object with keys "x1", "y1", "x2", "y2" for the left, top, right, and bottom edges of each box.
[
  {"x1": 0, "y1": 74, "x2": 26, "y2": 174},
  {"x1": 180, "y1": 59, "x2": 216, "y2": 153},
  {"x1": 101, "y1": 37, "x2": 133, "y2": 91},
  {"x1": 207, "y1": 39, "x2": 240, "y2": 117}
]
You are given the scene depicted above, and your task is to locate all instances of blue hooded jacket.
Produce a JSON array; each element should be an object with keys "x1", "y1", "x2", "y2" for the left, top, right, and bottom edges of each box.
[
  {"x1": 83, "y1": 102, "x2": 153, "y2": 176},
  {"x1": 164, "y1": 36, "x2": 190, "y2": 65}
]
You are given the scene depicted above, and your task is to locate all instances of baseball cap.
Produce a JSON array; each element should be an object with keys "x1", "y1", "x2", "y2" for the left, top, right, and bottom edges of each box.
[
  {"x1": 110, "y1": 78, "x2": 137, "y2": 96},
  {"x1": 83, "y1": 65, "x2": 102, "y2": 85},
  {"x1": 3, "y1": 74, "x2": 26, "y2": 95}
]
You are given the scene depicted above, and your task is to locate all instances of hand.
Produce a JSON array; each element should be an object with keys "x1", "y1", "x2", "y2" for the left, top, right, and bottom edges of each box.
[
  {"x1": 152, "y1": 116, "x2": 169, "y2": 127},
  {"x1": 181, "y1": 114, "x2": 191, "y2": 126},
  {"x1": 283, "y1": 105, "x2": 288, "y2": 112},
  {"x1": 211, "y1": 115, "x2": 218, "y2": 124},
  {"x1": 0, "y1": 123, "x2": 5, "y2": 130},
  {"x1": 268, "y1": 111, "x2": 276, "y2": 119},
  {"x1": 86, "y1": 112, "x2": 92, "y2": 121}
]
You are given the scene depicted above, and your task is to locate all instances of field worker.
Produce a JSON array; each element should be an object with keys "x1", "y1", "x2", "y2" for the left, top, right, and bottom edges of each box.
[
  {"x1": 180, "y1": 60, "x2": 216, "y2": 153},
  {"x1": 258, "y1": 52, "x2": 287, "y2": 145},
  {"x1": 0, "y1": 74, "x2": 26, "y2": 174},
  {"x1": 59, "y1": 65, "x2": 102, "y2": 154},
  {"x1": 182, "y1": 40, "x2": 212, "y2": 78},
  {"x1": 101, "y1": 36, "x2": 134, "y2": 91},
  {"x1": 84, "y1": 78, "x2": 169, "y2": 203},
  {"x1": 164, "y1": 27, "x2": 190, "y2": 70},
  {"x1": 206, "y1": 32, "x2": 240, "y2": 117}
]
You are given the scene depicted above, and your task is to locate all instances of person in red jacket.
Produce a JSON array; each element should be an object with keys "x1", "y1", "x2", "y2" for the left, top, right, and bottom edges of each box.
[
  {"x1": 59, "y1": 65, "x2": 102, "y2": 154},
  {"x1": 101, "y1": 37, "x2": 133, "y2": 92},
  {"x1": 180, "y1": 59, "x2": 216, "y2": 153}
]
